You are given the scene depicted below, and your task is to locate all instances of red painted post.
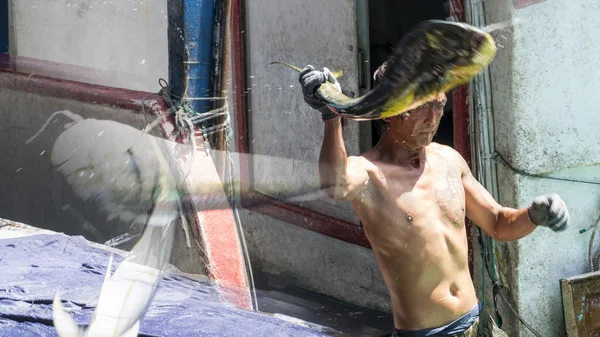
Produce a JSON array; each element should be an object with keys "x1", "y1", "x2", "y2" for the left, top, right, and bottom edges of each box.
[
  {"x1": 0, "y1": 54, "x2": 253, "y2": 310},
  {"x1": 450, "y1": 0, "x2": 475, "y2": 278},
  {"x1": 513, "y1": 0, "x2": 547, "y2": 9}
]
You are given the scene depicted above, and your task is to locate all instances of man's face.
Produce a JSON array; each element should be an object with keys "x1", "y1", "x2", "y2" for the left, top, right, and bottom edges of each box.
[{"x1": 384, "y1": 93, "x2": 447, "y2": 149}]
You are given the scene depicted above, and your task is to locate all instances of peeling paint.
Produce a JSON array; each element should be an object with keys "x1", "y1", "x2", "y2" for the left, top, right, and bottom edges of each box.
[{"x1": 513, "y1": 0, "x2": 547, "y2": 10}]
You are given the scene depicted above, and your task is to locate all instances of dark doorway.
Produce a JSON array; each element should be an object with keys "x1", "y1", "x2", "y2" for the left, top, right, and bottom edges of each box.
[{"x1": 368, "y1": 0, "x2": 454, "y2": 147}]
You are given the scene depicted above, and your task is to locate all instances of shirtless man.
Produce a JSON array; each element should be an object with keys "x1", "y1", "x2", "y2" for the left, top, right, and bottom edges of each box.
[{"x1": 298, "y1": 64, "x2": 569, "y2": 336}]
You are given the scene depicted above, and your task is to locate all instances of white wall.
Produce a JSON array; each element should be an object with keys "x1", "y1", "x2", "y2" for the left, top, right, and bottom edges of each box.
[
  {"x1": 9, "y1": 0, "x2": 168, "y2": 92},
  {"x1": 484, "y1": 1, "x2": 600, "y2": 336}
]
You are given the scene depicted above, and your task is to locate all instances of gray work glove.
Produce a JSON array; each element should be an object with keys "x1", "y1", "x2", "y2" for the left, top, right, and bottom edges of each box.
[
  {"x1": 299, "y1": 65, "x2": 342, "y2": 120},
  {"x1": 528, "y1": 193, "x2": 569, "y2": 232}
]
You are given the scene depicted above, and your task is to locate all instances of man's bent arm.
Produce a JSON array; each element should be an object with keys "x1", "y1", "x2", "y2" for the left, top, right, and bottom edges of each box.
[
  {"x1": 319, "y1": 118, "x2": 369, "y2": 201},
  {"x1": 459, "y1": 157, "x2": 537, "y2": 241}
]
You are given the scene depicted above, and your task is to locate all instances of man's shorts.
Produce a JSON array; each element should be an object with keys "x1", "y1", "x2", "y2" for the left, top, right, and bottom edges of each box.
[
  {"x1": 391, "y1": 304, "x2": 508, "y2": 337},
  {"x1": 458, "y1": 312, "x2": 509, "y2": 337}
]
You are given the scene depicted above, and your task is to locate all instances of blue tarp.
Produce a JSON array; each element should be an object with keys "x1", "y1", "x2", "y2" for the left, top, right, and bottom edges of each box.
[{"x1": 0, "y1": 234, "x2": 341, "y2": 336}]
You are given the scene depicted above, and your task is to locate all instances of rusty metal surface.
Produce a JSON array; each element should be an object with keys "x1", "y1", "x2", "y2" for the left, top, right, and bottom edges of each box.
[{"x1": 561, "y1": 271, "x2": 600, "y2": 337}]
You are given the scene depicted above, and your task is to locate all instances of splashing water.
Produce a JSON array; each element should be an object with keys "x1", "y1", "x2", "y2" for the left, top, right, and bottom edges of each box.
[{"x1": 482, "y1": 18, "x2": 518, "y2": 34}]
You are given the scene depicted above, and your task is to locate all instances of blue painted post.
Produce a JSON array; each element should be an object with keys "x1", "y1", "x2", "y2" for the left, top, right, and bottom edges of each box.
[
  {"x1": 0, "y1": 0, "x2": 8, "y2": 53},
  {"x1": 167, "y1": 0, "x2": 216, "y2": 114}
]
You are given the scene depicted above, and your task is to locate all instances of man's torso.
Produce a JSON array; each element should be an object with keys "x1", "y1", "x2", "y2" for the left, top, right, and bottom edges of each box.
[{"x1": 351, "y1": 143, "x2": 479, "y2": 330}]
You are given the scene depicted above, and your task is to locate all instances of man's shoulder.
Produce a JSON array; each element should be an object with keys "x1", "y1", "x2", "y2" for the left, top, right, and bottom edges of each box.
[
  {"x1": 352, "y1": 149, "x2": 384, "y2": 174},
  {"x1": 427, "y1": 142, "x2": 461, "y2": 158},
  {"x1": 427, "y1": 143, "x2": 469, "y2": 172},
  {"x1": 357, "y1": 147, "x2": 381, "y2": 163}
]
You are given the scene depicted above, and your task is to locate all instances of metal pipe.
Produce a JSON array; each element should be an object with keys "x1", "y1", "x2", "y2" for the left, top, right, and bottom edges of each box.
[
  {"x1": 167, "y1": 0, "x2": 216, "y2": 114},
  {"x1": 466, "y1": 0, "x2": 499, "y2": 200},
  {"x1": 467, "y1": 0, "x2": 504, "y2": 328}
]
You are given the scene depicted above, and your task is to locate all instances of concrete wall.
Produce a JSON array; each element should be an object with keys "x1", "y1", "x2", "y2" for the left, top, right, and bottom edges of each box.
[
  {"x1": 228, "y1": 0, "x2": 393, "y2": 313},
  {"x1": 239, "y1": 207, "x2": 391, "y2": 313},
  {"x1": 8, "y1": 0, "x2": 168, "y2": 92},
  {"x1": 483, "y1": 1, "x2": 600, "y2": 336},
  {"x1": 244, "y1": 0, "x2": 362, "y2": 225}
]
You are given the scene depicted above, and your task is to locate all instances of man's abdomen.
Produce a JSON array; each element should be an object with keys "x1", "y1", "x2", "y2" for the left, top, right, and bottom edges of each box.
[{"x1": 369, "y1": 222, "x2": 478, "y2": 331}]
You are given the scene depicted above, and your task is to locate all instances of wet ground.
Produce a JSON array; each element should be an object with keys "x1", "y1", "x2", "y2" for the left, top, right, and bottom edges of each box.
[{"x1": 254, "y1": 271, "x2": 394, "y2": 337}]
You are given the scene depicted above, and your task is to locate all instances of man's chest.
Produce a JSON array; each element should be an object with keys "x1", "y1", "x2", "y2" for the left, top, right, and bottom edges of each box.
[{"x1": 368, "y1": 163, "x2": 466, "y2": 225}]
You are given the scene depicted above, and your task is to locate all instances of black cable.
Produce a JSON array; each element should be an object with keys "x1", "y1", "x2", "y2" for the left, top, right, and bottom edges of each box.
[
  {"x1": 477, "y1": 227, "x2": 544, "y2": 337},
  {"x1": 493, "y1": 152, "x2": 600, "y2": 186}
]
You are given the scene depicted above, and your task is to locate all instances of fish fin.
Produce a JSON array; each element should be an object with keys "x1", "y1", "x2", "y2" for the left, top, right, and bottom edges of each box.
[
  {"x1": 120, "y1": 320, "x2": 140, "y2": 337},
  {"x1": 92, "y1": 253, "x2": 114, "y2": 312},
  {"x1": 52, "y1": 292, "x2": 84, "y2": 337},
  {"x1": 98, "y1": 253, "x2": 114, "y2": 294},
  {"x1": 105, "y1": 253, "x2": 114, "y2": 280}
]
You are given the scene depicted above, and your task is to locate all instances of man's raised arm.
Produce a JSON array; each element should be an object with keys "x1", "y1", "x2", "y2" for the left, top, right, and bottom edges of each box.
[{"x1": 299, "y1": 66, "x2": 369, "y2": 201}]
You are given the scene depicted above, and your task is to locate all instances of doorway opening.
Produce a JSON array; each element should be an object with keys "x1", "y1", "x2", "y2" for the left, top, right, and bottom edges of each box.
[{"x1": 368, "y1": 0, "x2": 455, "y2": 147}]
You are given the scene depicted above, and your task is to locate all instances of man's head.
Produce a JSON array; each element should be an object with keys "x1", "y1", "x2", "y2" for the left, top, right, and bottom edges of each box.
[{"x1": 373, "y1": 62, "x2": 446, "y2": 149}]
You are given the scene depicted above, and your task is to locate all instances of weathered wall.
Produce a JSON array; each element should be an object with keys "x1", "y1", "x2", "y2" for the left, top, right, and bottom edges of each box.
[
  {"x1": 227, "y1": 0, "x2": 393, "y2": 313},
  {"x1": 483, "y1": 1, "x2": 600, "y2": 336},
  {"x1": 8, "y1": 0, "x2": 168, "y2": 92},
  {"x1": 239, "y1": 206, "x2": 391, "y2": 313},
  {"x1": 244, "y1": 0, "x2": 362, "y2": 224}
]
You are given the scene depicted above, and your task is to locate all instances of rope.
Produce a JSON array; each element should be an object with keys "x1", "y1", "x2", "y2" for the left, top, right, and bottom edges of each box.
[
  {"x1": 222, "y1": 109, "x2": 259, "y2": 311},
  {"x1": 147, "y1": 79, "x2": 257, "y2": 310}
]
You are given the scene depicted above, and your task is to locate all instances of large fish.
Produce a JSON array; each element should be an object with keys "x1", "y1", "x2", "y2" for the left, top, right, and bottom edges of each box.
[
  {"x1": 36, "y1": 112, "x2": 181, "y2": 337},
  {"x1": 272, "y1": 20, "x2": 497, "y2": 120}
]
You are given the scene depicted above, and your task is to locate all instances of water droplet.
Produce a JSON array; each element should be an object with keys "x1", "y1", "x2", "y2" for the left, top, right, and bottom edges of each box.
[
  {"x1": 97, "y1": 131, "x2": 104, "y2": 136},
  {"x1": 16, "y1": 168, "x2": 22, "y2": 173},
  {"x1": 141, "y1": 59, "x2": 146, "y2": 65},
  {"x1": 40, "y1": 150, "x2": 45, "y2": 155}
]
